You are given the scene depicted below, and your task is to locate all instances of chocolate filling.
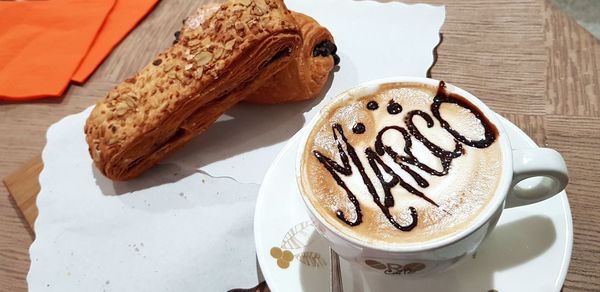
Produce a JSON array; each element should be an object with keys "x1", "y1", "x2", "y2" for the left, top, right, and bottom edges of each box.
[
  {"x1": 259, "y1": 47, "x2": 292, "y2": 70},
  {"x1": 312, "y1": 41, "x2": 340, "y2": 65}
]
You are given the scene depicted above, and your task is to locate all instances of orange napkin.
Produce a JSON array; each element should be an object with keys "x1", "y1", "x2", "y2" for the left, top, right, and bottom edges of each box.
[
  {"x1": 0, "y1": 0, "x2": 158, "y2": 101},
  {"x1": 72, "y1": 0, "x2": 159, "y2": 83}
]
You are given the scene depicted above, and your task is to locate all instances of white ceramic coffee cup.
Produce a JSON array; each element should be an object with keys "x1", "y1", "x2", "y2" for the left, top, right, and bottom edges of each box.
[{"x1": 295, "y1": 77, "x2": 569, "y2": 276}]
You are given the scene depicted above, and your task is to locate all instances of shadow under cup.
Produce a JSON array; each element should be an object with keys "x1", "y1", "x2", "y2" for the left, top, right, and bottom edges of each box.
[{"x1": 295, "y1": 77, "x2": 569, "y2": 276}]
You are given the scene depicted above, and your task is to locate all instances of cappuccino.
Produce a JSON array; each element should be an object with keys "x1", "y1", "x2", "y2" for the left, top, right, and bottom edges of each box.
[{"x1": 299, "y1": 81, "x2": 502, "y2": 245}]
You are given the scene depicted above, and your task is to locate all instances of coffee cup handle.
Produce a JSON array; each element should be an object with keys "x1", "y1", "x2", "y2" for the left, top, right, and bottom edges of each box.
[{"x1": 505, "y1": 148, "x2": 569, "y2": 208}]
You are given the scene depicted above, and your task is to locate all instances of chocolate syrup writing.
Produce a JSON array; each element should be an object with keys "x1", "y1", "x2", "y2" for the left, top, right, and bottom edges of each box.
[{"x1": 312, "y1": 81, "x2": 498, "y2": 231}]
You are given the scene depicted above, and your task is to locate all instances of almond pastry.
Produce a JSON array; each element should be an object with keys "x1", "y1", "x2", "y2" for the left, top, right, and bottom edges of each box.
[{"x1": 85, "y1": 0, "x2": 302, "y2": 180}]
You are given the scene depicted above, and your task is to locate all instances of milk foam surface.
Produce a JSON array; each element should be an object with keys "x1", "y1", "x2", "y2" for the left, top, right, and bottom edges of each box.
[{"x1": 299, "y1": 83, "x2": 502, "y2": 245}]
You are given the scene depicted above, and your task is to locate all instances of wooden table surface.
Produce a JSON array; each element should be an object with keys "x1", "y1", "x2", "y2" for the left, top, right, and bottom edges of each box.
[{"x1": 1, "y1": 0, "x2": 598, "y2": 290}]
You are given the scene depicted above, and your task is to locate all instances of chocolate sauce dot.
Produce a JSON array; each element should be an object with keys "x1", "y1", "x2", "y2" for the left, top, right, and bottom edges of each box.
[
  {"x1": 387, "y1": 101, "x2": 402, "y2": 115},
  {"x1": 367, "y1": 101, "x2": 379, "y2": 110},
  {"x1": 352, "y1": 123, "x2": 366, "y2": 134},
  {"x1": 152, "y1": 59, "x2": 162, "y2": 66}
]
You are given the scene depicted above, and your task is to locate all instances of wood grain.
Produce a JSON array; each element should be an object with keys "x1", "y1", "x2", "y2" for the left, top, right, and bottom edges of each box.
[
  {"x1": 1, "y1": 0, "x2": 599, "y2": 291},
  {"x1": 422, "y1": 0, "x2": 548, "y2": 117},
  {"x1": 542, "y1": 0, "x2": 600, "y2": 290},
  {"x1": 3, "y1": 155, "x2": 42, "y2": 228},
  {"x1": 545, "y1": 116, "x2": 600, "y2": 291},
  {"x1": 544, "y1": 1, "x2": 600, "y2": 117}
]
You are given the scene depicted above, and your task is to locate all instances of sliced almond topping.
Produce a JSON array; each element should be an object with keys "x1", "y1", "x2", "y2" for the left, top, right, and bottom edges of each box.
[
  {"x1": 214, "y1": 60, "x2": 225, "y2": 71},
  {"x1": 234, "y1": 22, "x2": 244, "y2": 31},
  {"x1": 195, "y1": 51, "x2": 213, "y2": 66},
  {"x1": 255, "y1": 0, "x2": 268, "y2": 10},
  {"x1": 213, "y1": 47, "x2": 224, "y2": 59},
  {"x1": 225, "y1": 39, "x2": 236, "y2": 50},
  {"x1": 127, "y1": 92, "x2": 139, "y2": 100},
  {"x1": 108, "y1": 92, "x2": 119, "y2": 100},
  {"x1": 158, "y1": 103, "x2": 168, "y2": 112},
  {"x1": 195, "y1": 67, "x2": 204, "y2": 79},
  {"x1": 187, "y1": 39, "x2": 201, "y2": 47},
  {"x1": 150, "y1": 97, "x2": 162, "y2": 108},
  {"x1": 116, "y1": 104, "x2": 129, "y2": 116},
  {"x1": 231, "y1": 5, "x2": 245, "y2": 13},
  {"x1": 239, "y1": 0, "x2": 252, "y2": 6},
  {"x1": 163, "y1": 63, "x2": 175, "y2": 72},
  {"x1": 184, "y1": 63, "x2": 194, "y2": 71},
  {"x1": 125, "y1": 97, "x2": 136, "y2": 108},
  {"x1": 251, "y1": 6, "x2": 264, "y2": 16},
  {"x1": 107, "y1": 137, "x2": 119, "y2": 145},
  {"x1": 200, "y1": 38, "x2": 211, "y2": 47}
]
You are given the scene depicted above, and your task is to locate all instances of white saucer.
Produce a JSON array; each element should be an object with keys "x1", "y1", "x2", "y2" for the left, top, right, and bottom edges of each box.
[{"x1": 254, "y1": 115, "x2": 572, "y2": 292}]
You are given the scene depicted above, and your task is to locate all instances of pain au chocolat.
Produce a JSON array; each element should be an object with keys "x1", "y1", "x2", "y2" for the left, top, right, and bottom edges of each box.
[
  {"x1": 244, "y1": 11, "x2": 338, "y2": 104},
  {"x1": 176, "y1": 7, "x2": 338, "y2": 104},
  {"x1": 84, "y1": 0, "x2": 302, "y2": 180}
]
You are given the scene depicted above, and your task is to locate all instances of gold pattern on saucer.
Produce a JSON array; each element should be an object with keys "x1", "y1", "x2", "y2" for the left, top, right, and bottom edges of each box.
[
  {"x1": 281, "y1": 221, "x2": 313, "y2": 249},
  {"x1": 270, "y1": 221, "x2": 326, "y2": 270},
  {"x1": 281, "y1": 250, "x2": 294, "y2": 261},
  {"x1": 277, "y1": 258, "x2": 290, "y2": 269},
  {"x1": 365, "y1": 259, "x2": 426, "y2": 275},
  {"x1": 296, "y1": 251, "x2": 325, "y2": 267},
  {"x1": 270, "y1": 247, "x2": 293, "y2": 269},
  {"x1": 270, "y1": 247, "x2": 283, "y2": 258}
]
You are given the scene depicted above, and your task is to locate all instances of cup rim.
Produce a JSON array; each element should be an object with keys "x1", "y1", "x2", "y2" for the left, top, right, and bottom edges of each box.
[{"x1": 295, "y1": 76, "x2": 513, "y2": 253}]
